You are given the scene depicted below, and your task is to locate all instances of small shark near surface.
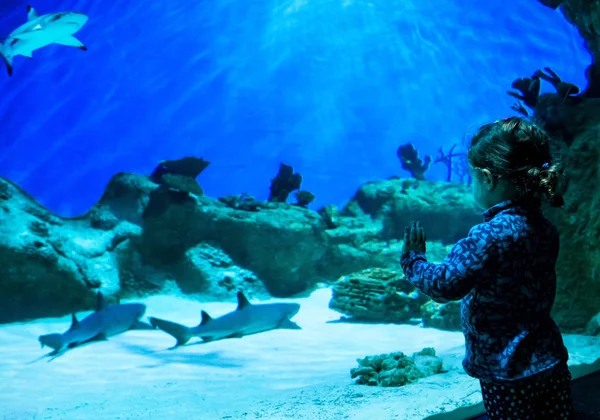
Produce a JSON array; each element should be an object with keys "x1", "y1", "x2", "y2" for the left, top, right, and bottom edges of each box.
[
  {"x1": 149, "y1": 291, "x2": 301, "y2": 347},
  {"x1": 38, "y1": 292, "x2": 154, "y2": 355},
  {"x1": 0, "y1": 5, "x2": 89, "y2": 76}
]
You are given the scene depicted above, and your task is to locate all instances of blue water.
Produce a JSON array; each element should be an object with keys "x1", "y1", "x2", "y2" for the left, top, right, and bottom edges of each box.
[{"x1": 0, "y1": 0, "x2": 590, "y2": 216}]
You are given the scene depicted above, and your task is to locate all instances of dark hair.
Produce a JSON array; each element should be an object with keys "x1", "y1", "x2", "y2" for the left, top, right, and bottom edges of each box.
[{"x1": 467, "y1": 117, "x2": 565, "y2": 207}]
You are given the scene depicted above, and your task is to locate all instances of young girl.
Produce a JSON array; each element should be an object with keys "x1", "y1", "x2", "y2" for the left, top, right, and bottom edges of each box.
[{"x1": 401, "y1": 117, "x2": 573, "y2": 419}]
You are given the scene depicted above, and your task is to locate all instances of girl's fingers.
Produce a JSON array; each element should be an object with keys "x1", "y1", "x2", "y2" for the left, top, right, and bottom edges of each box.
[
  {"x1": 410, "y1": 222, "x2": 418, "y2": 243},
  {"x1": 404, "y1": 227, "x2": 409, "y2": 243}
]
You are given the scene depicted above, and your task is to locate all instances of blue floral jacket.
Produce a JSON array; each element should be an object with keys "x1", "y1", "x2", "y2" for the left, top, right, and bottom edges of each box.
[{"x1": 400, "y1": 200, "x2": 569, "y2": 381}]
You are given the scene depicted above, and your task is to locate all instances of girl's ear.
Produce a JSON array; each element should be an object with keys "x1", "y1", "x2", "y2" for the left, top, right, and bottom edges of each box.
[{"x1": 481, "y1": 169, "x2": 496, "y2": 189}]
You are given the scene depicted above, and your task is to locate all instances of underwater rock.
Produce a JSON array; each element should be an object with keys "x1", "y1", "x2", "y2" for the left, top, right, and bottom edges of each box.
[
  {"x1": 0, "y1": 177, "x2": 137, "y2": 323},
  {"x1": 552, "y1": 1, "x2": 600, "y2": 62},
  {"x1": 293, "y1": 190, "x2": 315, "y2": 208},
  {"x1": 351, "y1": 348, "x2": 443, "y2": 387},
  {"x1": 149, "y1": 157, "x2": 209, "y2": 197},
  {"x1": 329, "y1": 268, "x2": 426, "y2": 323},
  {"x1": 138, "y1": 180, "x2": 329, "y2": 297},
  {"x1": 170, "y1": 243, "x2": 267, "y2": 299},
  {"x1": 530, "y1": 98, "x2": 600, "y2": 330},
  {"x1": 420, "y1": 300, "x2": 462, "y2": 331},
  {"x1": 150, "y1": 156, "x2": 210, "y2": 182},
  {"x1": 343, "y1": 178, "x2": 481, "y2": 245},
  {"x1": 219, "y1": 193, "x2": 269, "y2": 212},
  {"x1": 585, "y1": 313, "x2": 600, "y2": 336},
  {"x1": 317, "y1": 205, "x2": 341, "y2": 229},
  {"x1": 87, "y1": 172, "x2": 157, "y2": 228}
]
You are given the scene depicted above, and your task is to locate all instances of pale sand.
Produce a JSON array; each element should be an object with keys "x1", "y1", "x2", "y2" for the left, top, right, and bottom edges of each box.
[{"x1": 1, "y1": 288, "x2": 599, "y2": 420}]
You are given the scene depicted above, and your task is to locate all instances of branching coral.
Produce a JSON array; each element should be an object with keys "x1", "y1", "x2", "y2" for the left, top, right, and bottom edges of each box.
[
  {"x1": 507, "y1": 73, "x2": 541, "y2": 109},
  {"x1": 534, "y1": 67, "x2": 581, "y2": 99},
  {"x1": 434, "y1": 145, "x2": 471, "y2": 184},
  {"x1": 507, "y1": 67, "x2": 582, "y2": 117}
]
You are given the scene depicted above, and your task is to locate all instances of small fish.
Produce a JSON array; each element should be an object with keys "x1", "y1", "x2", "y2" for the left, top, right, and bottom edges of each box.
[{"x1": 0, "y1": 5, "x2": 89, "y2": 76}]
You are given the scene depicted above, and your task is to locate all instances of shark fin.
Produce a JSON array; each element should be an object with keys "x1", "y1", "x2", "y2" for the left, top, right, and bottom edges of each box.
[
  {"x1": 0, "y1": 46, "x2": 13, "y2": 76},
  {"x1": 26, "y1": 5, "x2": 39, "y2": 21},
  {"x1": 199, "y1": 310, "x2": 212, "y2": 326},
  {"x1": 68, "y1": 313, "x2": 80, "y2": 331},
  {"x1": 236, "y1": 291, "x2": 251, "y2": 310},
  {"x1": 54, "y1": 36, "x2": 87, "y2": 51},
  {"x1": 277, "y1": 318, "x2": 301, "y2": 330},
  {"x1": 149, "y1": 317, "x2": 192, "y2": 346},
  {"x1": 226, "y1": 332, "x2": 244, "y2": 338},
  {"x1": 96, "y1": 292, "x2": 108, "y2": 311}
]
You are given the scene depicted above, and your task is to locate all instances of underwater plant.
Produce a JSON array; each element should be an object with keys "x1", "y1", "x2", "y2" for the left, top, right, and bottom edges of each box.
[
  {"x1": 269, "y1": 163, "x2": 303, "y2": 202},
  {"x1": 396, "y1": 143, "x2": 431, "y2": 180}
]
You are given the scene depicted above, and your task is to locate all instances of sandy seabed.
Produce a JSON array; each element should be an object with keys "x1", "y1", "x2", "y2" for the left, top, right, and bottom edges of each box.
[{"x1": 1, "y1": 288, "x2": 599, "y2": 420}]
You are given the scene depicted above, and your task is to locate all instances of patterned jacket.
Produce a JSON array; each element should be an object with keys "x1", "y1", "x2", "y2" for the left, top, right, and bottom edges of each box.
[{"x1": 400, "y1": 200, "x2": 569, "y2": 381}]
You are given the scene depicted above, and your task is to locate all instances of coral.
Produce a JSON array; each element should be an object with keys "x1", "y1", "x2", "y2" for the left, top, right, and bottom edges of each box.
[
  {"x1": 534, "y1": 67, "x2": 581, "y2": 100},
  {"x1": 421, "y1": 300, "x2": 462, "y2": 331},
  {"x1": 351, "y1": 348, "x2": 444, "y2": 387},
  {"x1": 268, "y1": 163, "x2": 302, "y2": 202},
  {"x1": 433, "y1": 144, "x2": 471, "y2": 184},
  {"x1": 507, "y1": 68, "x2": 582, "y2": 119},
  {"x1": 396, "y1": 143, "x2": 431, "y2": 180},
  {"x1": 329, "y1": 268, "x2": 427, "y2": 323},
  {"x1": 329, "y1": 267, "x2": 462, "y2": 330},
  {"x1": 294, "y1": 190, "x2": 315, "y2": 208},
  {"x1": 507, "y1": 73, "x2": 541, "y2": 108}
]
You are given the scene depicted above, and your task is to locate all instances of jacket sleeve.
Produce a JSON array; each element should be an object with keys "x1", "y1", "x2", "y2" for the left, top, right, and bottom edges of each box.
[{"x1": 400, "y1": 224, "x2": 496, "y2": 303}]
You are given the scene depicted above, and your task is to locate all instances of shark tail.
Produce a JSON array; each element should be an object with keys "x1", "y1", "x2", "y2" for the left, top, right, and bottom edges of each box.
[
  {"x1": 0, "y1": 45, "x2": 13, "y2": 76},
  {"x1": 148, "y1": 317, "x2": 192, "y2": 346},
  {"x1": 38, "y1": 333, "x2": 66, "y2": 352}
]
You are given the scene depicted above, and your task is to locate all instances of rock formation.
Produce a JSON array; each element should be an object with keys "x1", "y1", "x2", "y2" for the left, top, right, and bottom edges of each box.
[
  {"x1": 506, "y1": 1, "x2": 600, "y2": 331},
  {"x1": 0, "y1": 173, "x2": 477, "y2": 325}
]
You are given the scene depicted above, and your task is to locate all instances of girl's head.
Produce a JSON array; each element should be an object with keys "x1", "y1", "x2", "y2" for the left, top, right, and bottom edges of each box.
[{"x1": 467, "y1": 117, "x2": 565, "y2": 210}]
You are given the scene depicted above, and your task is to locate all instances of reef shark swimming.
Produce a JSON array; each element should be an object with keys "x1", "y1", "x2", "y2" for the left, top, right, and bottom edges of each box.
[
  {"x1": 149, "y1": 291, "x2": 302, "y2": 347},
  {"x1": 38, "y1": 292, "x2": 154, "y2": 356},
  {"x1": 0, "y1": 5, "x2": 89, "y2": 76}
]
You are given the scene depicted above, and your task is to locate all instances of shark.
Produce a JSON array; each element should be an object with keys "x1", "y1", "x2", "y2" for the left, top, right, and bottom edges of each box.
[
  {"x1": 38, "y1": 292, "x2": 154, "y2": 355},
  {"x1": 0, "y1": 5, "x2": 89, "y2": 76},
  {"x1": 149, "y1": 291, "x2": 301, "y2": 347}
]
